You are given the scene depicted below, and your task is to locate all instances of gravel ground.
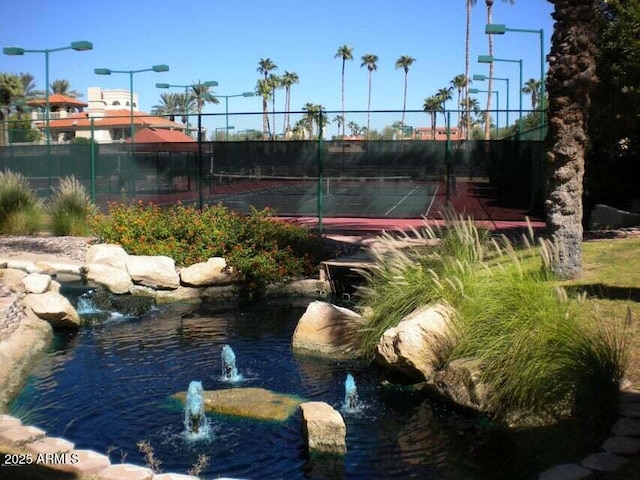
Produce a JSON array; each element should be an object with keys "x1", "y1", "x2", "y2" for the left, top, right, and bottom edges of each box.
[{"x1": 0, "y1": 236, "x2": 94, "y2": 265}]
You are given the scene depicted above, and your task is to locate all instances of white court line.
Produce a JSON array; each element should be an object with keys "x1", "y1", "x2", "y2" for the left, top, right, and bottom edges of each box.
[
  {"x1": 424, "y1": 185, "x2": 440, "y2": 217},
  {"x1": 384, "y1": 185, "x2": 421, "y2": 216}
]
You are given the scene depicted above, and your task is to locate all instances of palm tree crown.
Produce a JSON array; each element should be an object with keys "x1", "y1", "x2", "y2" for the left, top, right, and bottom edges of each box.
[
  {"x1": 335, "y1": 44, "x2": 353, "y2": 137},
  {"x1": 257, "y1": 58, "x2": 278, "y2": 79},
  {"x1": 522, "y1": 78, "x2": 542, "y2": 110},
  {"x1": 361, "y1": 53, "x2": 379, "y2": 137},
  {"x1": 395, "y1": 55, "x2": 416, "y2": 125}
]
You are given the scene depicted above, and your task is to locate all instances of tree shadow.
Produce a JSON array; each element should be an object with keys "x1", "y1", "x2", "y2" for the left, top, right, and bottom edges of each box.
[{"x1": 566, "y1": 283, "x2": 640, "y2": 303}]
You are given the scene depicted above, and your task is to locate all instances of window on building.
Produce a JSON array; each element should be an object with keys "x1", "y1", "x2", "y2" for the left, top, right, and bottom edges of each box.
[{"x1": 112, "y1": 101, "x2": 120, "y2": 106}]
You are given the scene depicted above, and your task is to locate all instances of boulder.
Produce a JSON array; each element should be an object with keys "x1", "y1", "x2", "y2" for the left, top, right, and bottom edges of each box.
[
  {"x1": 24, "y1": 292, "x2": 81, "y2": 328},
  {"x1": 300, "y1": 401, "x2": 347, "y2": 455},
  {"x1": 34, "y1": 261, "x2": 82, "y2": 276},
  {"x1": 85, "y1": 263, "x2": 133, "y2": 294},
  {"x1": 86, "y1": 244, "x2": 129, "y2": 270},
  {"x1": 292, "y1": 301, "x2": 363, "y2": 358},
  {"x1": 430, "y1": 358, "x2": 489, "y2": 410},
  {"x1": 0, "y1": 268, "x2": 27, "y2": 290},
  {"x1": 375, "y1": 303, "x2": 453, "y2": 381},
  {"x1": 173, "y1": 387, "x2": 304, "y2": 422},
  {"x1": 179, "y1": 257, "x2": 238, "y2": 287},
  {"x1": 126, "y1": 255, "x2": 180, "y2": 290},
  {"x1": 22, "y1": 273, "x2": 51, "y2": 294}
]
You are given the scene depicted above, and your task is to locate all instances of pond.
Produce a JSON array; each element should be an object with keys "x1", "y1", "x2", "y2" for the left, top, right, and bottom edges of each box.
[{"x1": 9, "y1": 286, "x2": 608, "y2": 480}]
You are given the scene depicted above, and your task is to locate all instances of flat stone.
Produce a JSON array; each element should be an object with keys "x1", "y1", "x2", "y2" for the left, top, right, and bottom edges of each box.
[
  {"x1": 22, "y1": 273, "x2": 51, "y2": 294},
  {"x1": 0, "y1": 415, "x2": 22, "y2": 432},
  {"x1": 618, "y1": 402, "x2": 640, "y2": 418},
  {"x1": 35, "y1": 261, "x2": 82, "y2": 276},
  {"x1": 602, "y1": 435, "x2": 640, "y2": 455},
  {"x1": 125, "y1": 255, "x2": 179, "y2": 290},
  {"x1": 61, "y1": 449, "x2": 111, "y2": 474},
  {"x1": 25, "y1": 436, "x2": 75, "y2": 456},
  {"x1": 538, "y1": 463, "x2": 594, "y2": 480},
  {"x1": 173, "y1": 387, "x2": 305, "y2": 422},
  {"x1": 612, "y1": 417, "x2": 640, "y2": 436},
  {"x1": 6, "y1": 259, "x2": 40, "y2": 274},
  {"x1": 86, "y1": 244, "x2": 129, "y2": 270},
  {"x1": 85, "y1": 263, "x2": 133, "y2": 295},
  {"x1": 97, "y1": 462, "x2": 154, "y2": 480},
  {"x1": 300, "y1": 401, "x2": 347, "y2": 455},
  {"x1": 0, "y1": 425, "x2": 45, "y2": 446},
  {"x1": 580, "y1": 452, "x2": 628, "y2": 472}
]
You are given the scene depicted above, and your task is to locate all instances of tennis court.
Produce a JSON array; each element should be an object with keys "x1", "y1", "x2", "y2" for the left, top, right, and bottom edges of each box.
[{"x1": 206, "y1": 174, "x2": 440, "y2": 218}]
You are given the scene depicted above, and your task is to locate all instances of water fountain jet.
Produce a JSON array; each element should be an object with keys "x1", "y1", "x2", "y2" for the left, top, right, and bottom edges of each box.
[
  {"x1": 184, "y1": 380, "x2": 210, "y2": 438},
  {"x1": 344, "y1": 373, "x2": 361, "y2": 413},
  {"x1": 221, "y1": 344, "x2": 241, "y2": 382}
]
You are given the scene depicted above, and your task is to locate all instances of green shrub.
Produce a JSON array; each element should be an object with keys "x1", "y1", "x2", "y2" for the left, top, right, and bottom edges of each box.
[
  {"x1": 91, "y1": 202, "x2": 328, "y2": 295},
  {"x1": 0, "y1": 169, "x2": 42, "y2": 234},
  {"x1": 357, "y1": 212, "x2": 628, "y2": 423},
  {"x1": 47, "y1": 176, "x2": 96, "y2": 236}
]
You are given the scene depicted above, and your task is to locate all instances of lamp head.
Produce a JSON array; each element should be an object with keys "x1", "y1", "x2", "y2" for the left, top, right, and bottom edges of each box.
[
  {"x1": 94, "y1": 68, "x2": 111, "y2": 75},
  {"x1": 478, "y1": 55, "x2": 494, "y2": 64},
  {"x1": 203, "y1": 80, "x2": 218, "y2": 87},
  {"x1": 3, "y1": 47, "x2": 25, "y2": 55},
  {"x1": 472, "y1": 74, "x2": 487, "y2": 81},
  {"x1": 242, "y1": 92, "x2": 254, "y2": 97},
  {"x1": 156, "y1": 83, "x2": 170, "y2": 89},
  {"x1": 485, "y1": 24, "x2": 507, "y2": 35},
  {"x1": 71, "y1": 41, "x2": 93, "y2": 51},
  {"x1": 468, "y1": 88, "x2": 480, "y2": 94},
  {"x1": 152, "y1": 64, "x2": 169, "y2": 72}
]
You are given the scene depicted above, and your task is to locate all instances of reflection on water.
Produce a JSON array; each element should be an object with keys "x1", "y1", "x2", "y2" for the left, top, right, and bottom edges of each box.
[{"x1": 10, "y1": 299, "x2": 606, "y2": 480}]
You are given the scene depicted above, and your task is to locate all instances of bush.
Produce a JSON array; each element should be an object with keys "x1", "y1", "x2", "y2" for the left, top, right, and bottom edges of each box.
[
  {"x1": 0, "y1": 169, "x2": 42, "y2": 234},
  {"x1": 47, "y1": 176, "x2": 96, "y2": 236},
  {"x1": 91, "y1": 202, "x2": 328, "y2": 295},
  {"x1": 357, "y1": 212, "x2": 628, "y2": 423}
]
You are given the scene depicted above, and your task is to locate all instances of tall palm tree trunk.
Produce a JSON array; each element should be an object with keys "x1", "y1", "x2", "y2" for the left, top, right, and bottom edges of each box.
[
  {"x1": 262, "y1": 98, "x2": 270, "y2": 138},
  {"x1": 465, "y1": 0, "x2": 473, "y2": 138},
  {"x1": 341, "y1": 61, "x2": 346, "y2": 137},
  {"x1": 545, "y1": 0, "x2": 597, "y2": 279},
  {"x1": 402, "y1": 72, "x2": 408, "y2": 125},
  {"x1": 366, "y1": 72, "x2": 372, "y2": 137}
]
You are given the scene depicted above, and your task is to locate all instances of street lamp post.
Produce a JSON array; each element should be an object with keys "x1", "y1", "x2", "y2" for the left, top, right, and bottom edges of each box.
[
  {"x1": 4, "y1": 41, "x2": 93, "y2": 189},
  {"x1": 156, "y1": 80, "x2": 218, "y2": 138},
  {"x1": 95, "y1": 65, "x2": 169, "y2": 194},
  {"x1": 469, "y1": 88, "x2": 500, "y2": 132},
  {"x1": 486, "y1": 23, "x2": 546, "y2": 138},
  {"x1": 473, "y1": 74, "x2": 510, "y2": 128},
  {"x1": 478, "y1": 55, "x2": 523, "y2": 135},
  {"x1": 217, "y1": 92, "x2": 254, "y2": 140}
]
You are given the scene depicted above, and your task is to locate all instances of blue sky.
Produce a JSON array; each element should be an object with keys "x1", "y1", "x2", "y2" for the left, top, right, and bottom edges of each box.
[{"x1": 1, "y1": 0, "x2": 554, "y2": 135}]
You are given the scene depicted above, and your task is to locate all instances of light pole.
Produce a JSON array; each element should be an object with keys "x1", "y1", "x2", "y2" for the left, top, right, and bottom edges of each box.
[
  {"x1": 473, "y1": 74, "x2": 510, "y2": 128},
  {"x1": 216, "y1": 92, "x2": 254, "y2": 140},
  {"x1": 478, "y1": 55, "x2": 523, "y2": 135},
  {"x1": 486, "y1": 23, "x2": 546, "y2": 138},
  {"x1": 156, "y1": 81, "x2": 218, "y2": 138},
  {"x1": 469, "y1": 88, "x2": 500, "y2": 132},
  {"x1": 4, "y1": 41, "x2": 93, "y2": 189}
]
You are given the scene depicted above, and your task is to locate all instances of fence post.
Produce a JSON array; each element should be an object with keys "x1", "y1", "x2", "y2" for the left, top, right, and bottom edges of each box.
[
  {"x1": 317, "y1": 112, "x2": 324, "y2": 233},
  {"x1": 445, "y1": 111, "x2": 452, "y2": 201},
  {"x1": 90, "y1": 117, "x2": 96, "y2": 203}
]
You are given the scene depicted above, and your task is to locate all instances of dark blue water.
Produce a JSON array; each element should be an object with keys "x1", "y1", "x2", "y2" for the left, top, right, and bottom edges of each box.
[{"x1": 10, "y1": 294, "x2": 601, "y2": 480}]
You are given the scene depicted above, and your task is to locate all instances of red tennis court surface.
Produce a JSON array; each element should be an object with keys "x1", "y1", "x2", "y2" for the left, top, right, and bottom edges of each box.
[{"x1": 286, "y1": 180, "x2": 545, "y2": 235}]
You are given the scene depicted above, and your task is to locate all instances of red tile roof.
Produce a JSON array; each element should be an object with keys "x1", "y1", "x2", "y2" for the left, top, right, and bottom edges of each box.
[
  {"x1": 127, "y1": 127, "x2": 195, "y2": 143},
  {"x1": 27, "y1": 94, "x2": 88, "y2": 107},
  {"x1": 46, "y1": 109, "x2": 185, "y2": 130}
]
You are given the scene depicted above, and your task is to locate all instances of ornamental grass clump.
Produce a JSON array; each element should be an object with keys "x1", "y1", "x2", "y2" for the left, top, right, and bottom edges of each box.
[
  {"x1": 357, "y1": 212, "x2": 628, "y2": 423},
  {"x1": 47, "y1": 176, "x2": 97, "y2": 236},
  {"x1": 0, "y1": 169, "x2": 42, "y2": 234}
]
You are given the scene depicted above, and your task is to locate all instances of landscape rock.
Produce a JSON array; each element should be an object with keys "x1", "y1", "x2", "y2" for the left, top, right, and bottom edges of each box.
[
  {"x1": 24, "y1": 292, "x2": 81, "y2": 328},
  {"x1": 292, "y1": 300, "x2": 363, "y2": 358},
  {"x1": 538, "y1": 463, "x2": 594, "y2": 480},
  {"x1": 21, "y1": 273, "x2": 51, "y2": 294},
  {"x1": 125, "y1": 255, "x2": 180, "y2": 290},
  {"x1": 85, "y1": 263, "x2": 133, "y2": 294},
  {"x1": 179, "y1": 257, "x2": 238, "y2": 287},
  {"x1": 173, "y1": 387, "x2": 304, "y2": 422},
  {"x1": 86, "y1": 243, "x2": 129, "y2": 270},
  {"x1": 430, "y1": 358, "x2": 489, "y2": 410},
  {"x1": 375, "y1": 303, "x2": 453, "y2": 381},
  {"x1": 300, "y1": 401, "x2": 347, "y2": 455}
]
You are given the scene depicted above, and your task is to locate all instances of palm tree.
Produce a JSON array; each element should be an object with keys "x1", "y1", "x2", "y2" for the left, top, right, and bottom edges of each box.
[
  {"x1": 465, "y1": 0, "x2": 476, "y2": 137},
  {"x1": 281, "y1": 70, "x2": 299, "y2": 135},
  {"x1": 190, "y1": 81, "x2": 219, "y2": 139},
  {"x1": 255, "y1": 78, "x2": 272, "y2": 138},
  {"x1": 545, "y1": 0, "x2": 598, "y2": 279},
  {"x1": 522, "y1": 78, "x2": 542, "y2": 110},
  {"x1": 483, "y1": 0, "x2": 515, "y2": 140},
  {"x1": 301, "y1": 103, "x2": 326, "y2": 139},
  {"x1": 51, "y1": 79, "x2": 82, "y2": 98},
  {"x1": 19, "y1": 73, "x2": 38, "y2": 99},
  {"x1": 268, "y1": 74, "x2": 282, "y2": 139},
  {"x1": 395, "y1": 55, "x2": 416, "y2": 126},
  {"x1": 451, "y1": 74, "x2": 469, "y2": 134},
  {"x1": 151, "y1": 92, "x2": 182, "y2": 121},
  {"x1": 335, "y1": 45, "x2": 353, "y2": 137},
  {"x1": 257, "y1": 59, "x2": 278, "y2": 137},
  {"x1": 437, "y1": 86, "x2": 453, "y2": 129},
  {"x1": 423, "y1": 95, "x2": 442, "y2": 140},
  {"x1": 0, "y1": 73, "x2": 24, "y2": 146},
  {"x1": 360, "y1": 53, "x2": 378, "y2": 138},
  {"x1": 333, "y1": 115, "x2": 344, "y2": 138}
]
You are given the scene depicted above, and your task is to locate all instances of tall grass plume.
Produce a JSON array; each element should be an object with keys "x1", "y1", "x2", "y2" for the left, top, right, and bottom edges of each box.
[
  {"x1": 47, "y1": 176, "x2": 96, "y2": 236},
  {"x1": 0, "y1": 169, "x2": 42, "y2": 234}
]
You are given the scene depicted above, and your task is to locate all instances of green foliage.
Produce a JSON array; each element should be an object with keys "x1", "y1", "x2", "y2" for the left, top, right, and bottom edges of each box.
[
  {"x1": 7, "y1": 114, "x2": 41, "y2": 143},
  {"x1": 47, "y1": 176, "x2": 96, "y2": 236},
  {"x1": 0, "y1": 169, "x2": 42, "y2": 234},
  {"x1": 357, "y1": 213, "x2": 628, "y2": 423},
  {"x1": 91, "y1": 202, "x2": 328, "y2": 295}
]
